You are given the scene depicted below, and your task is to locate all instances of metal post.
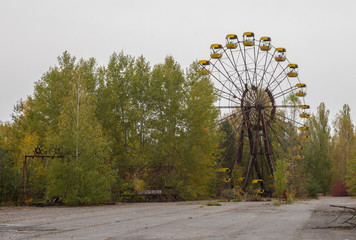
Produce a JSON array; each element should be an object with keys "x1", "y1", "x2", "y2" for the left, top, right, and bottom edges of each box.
[
  {"x1": 261, "y1": 110, "x2": 275, "y2": 173},
  {"x1": 243, "y1": 111, "x2": 261, "y2": 191}
]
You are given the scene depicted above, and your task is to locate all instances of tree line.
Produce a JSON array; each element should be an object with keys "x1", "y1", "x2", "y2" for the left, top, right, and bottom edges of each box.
[{"x1": 0, "y1": 51, "x2": 355, "y2": 204}]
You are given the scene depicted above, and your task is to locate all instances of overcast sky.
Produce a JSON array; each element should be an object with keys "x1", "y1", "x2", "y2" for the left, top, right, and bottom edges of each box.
[{"x1": 1, "y1": 0, "x2": 356, "y2": 126}]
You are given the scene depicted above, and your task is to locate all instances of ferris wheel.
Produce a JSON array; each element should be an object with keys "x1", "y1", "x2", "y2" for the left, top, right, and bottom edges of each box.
[{"x1": 199, "y1": 32, "x2": 310, "y2": 191}]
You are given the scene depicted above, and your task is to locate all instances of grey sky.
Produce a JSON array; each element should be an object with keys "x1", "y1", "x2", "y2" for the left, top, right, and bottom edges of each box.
[{"x1": 1, "y1": 0, "x2": 356, "y2": 125}]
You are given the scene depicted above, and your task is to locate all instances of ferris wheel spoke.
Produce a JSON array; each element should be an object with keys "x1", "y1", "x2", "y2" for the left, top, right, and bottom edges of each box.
[
  {"x1": 252, "y1": 43, "x2": 261, "y2": 89},
  {"x1": 209, "y1": 68, "x2": 242, "y2": 101},
  {"x1": 255, "y1": 51, "x2": 275, "y2": 95},
  {"x1": 216, "y1": 111, "x2": 243, "y2": 125},
  {"x1": 273, "y1": 111, "x2": 305, "y2": 126},
  {"x1": 216, "y1": 94, "x2": 241, "y2": 106},
  {"x1": 244, "y1": 49, "x2": 260, "y2": 100},
  {"x1": 267, "y1": 114, "x2": 298, "y2": 143},
  {"x1": 216, "y1": 59, "x2": 244, "y2": 96},
  {"x1": 265, "y1": 63, "x2": 287, "y2": 91},
  {"x1": 267, "y1": 124, "x2": 291, "y2": 153},
  {"x1": 219, "y1": 117, "x2": 243, "y2": 150},
  {"x1": 270, "y1": 75, "x2": 289, "y2": 93},
  {"x1": 272, "y1": 86, "x2": 298, "y2": 100},
  {"x1": 223, "y1": 48, "x2": 246, "y2": 89},
  {"x1": 238, "y1": 44, "x2": 253, "y2": 87},
  {"x1": 214, "y1": 87, "x2": 242, "y2": 104}
]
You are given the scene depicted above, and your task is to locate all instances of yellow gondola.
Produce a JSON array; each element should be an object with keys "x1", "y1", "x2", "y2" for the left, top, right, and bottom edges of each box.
[
  {"x1": 296, "y1": 83, "x2": 306, "y2": 88},
  {"x1": 293, "y1": 146, "x2": 304, "y2": 151},
  {"x1": 298, "y1": 125, "x2": 309, "y2": 131},
  {"x1": 296, "y1": 91, "x2": 306, "y2": 97},
  {"x1": 255, "y1": 188, "x2": 264, "y2": 194},
  {"x1": 199, "y1": 60, "x2": 210, "y2": 66},
  {"x1": 299, "y1": 135, "x2": 310, "y2": 140},
  {"x1": 243, "y1": 32, "x2": 254, "y2": 46},
  {"x1": 217, "y1": 168, "x2": 230, "y2": 173},
  {"x1": 287, "y1": 64, "x2": 298, "y2": 77},
  {"x1": 300, "y1": 113, "x2": 310, "y2": 118},
  {"x1": 275, "y1": 48, "x2": 286, "y2": 62},
  {"x1": 260, "y1": 36, "x2": 271, "y2": 51},
  {"x1": 224, "y1": 177, "x2": 231, "y2": 183},
  {"x1": 252, "y1": 179, "x2": 263, "y2": 184},
  {"x1": 198, "y1": 69, "x2": 210, "y2": 75},
  {"x1": 299, "y1": 105, "x2": 310, "y2": 109},
  {"x1": 226, "y1": 34, "x2": 238, "y2": 49},
  {"x1": 210, "y1": 44, "x2": 223, "y2": 59},
  {"x1": 198, "y1": 60, "x2": 211, "y2": 75},
  {"x1": 293, "y1": 155, "x2": 304, "y2": 160}
]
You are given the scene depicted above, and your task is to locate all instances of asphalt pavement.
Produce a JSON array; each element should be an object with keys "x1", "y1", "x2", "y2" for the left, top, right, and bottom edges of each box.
[{"x1": 0, "y1": 196, "x2": 355, "y2": 240}]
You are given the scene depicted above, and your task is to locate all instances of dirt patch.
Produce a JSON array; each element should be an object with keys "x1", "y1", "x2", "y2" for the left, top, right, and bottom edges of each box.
[{"x1": 300, "y1": 200, "x2": 356, "y2": 239}]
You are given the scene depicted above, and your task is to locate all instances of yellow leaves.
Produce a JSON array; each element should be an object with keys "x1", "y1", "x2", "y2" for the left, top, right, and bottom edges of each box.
[
  {"x1": 20, "y1": 132, "x2": 39, "y2": 156},
  {"x1": 132, "y1": 178, "x2": 146, "y2": 191}
]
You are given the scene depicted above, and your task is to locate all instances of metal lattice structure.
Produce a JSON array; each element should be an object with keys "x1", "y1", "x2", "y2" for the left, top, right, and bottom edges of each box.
[{"x1": 199, "y1": 32, "x2": 310, "y2": 192}]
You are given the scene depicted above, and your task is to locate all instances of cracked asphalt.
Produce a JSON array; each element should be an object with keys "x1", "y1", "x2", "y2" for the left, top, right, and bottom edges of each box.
[{"x1": 0, "y1": 197, "x2": 355, "y2": 240}]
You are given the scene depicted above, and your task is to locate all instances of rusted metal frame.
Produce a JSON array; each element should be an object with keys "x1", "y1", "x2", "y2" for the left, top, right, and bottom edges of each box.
[
  {"x1": 247, "y1": 127, "x2": 265, "y2": 190},
  {"x1": 235, "y1": 122, "x2": 245, "y2": 165},
  {"x1": 243, "y1": 110, "x2": 261, "y2": 191},
  {"x1": 228, "y1": 121, "x2": 246, "y2": 189},
  {"x1": 23, "y1": 156, "x2": 29, "y2": 204},
  {"x1": 23, "y1": 154, "x2": 64, "y2": 205},
  {"x1": 261, "y1": 110, "x2": 275, "y2": 173}
]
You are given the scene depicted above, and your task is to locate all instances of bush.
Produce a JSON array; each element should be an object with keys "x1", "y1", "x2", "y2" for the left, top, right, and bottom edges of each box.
[
  {"x1": 46, "y1": 159, "x2": 112, "y2": 205},
  {"x1": 305, "y1": 177, "x2": 321, "y2": 198},
  {"x1": 331, "y1": 181, "x2": 348, "y2": 196}
]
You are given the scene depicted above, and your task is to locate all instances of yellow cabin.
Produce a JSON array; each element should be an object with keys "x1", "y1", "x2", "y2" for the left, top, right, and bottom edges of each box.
[
  {"x1": 198, "y1": 69, "x2": 210, "y2": 75},
  {"x1": 275, "y1": 48, "x2": 286, "y2": 62},
  {"x1": 198, "y1": 60, "x2": 211, "y2": 75},
  {"x1": 252, "y1": 179, "x2": 263, "y2": 184},
  {"x1": 255, "y1": 188, "x2": 264, "y2": 194},
  {"x1": 287, "y1": 64, "x2": 298, "y2": 77},
  {"x1": 299, "y1": 135, "x2": 310, "y2": 140},
  {"x1": 298, "y1": 125, "x2": 309, "y2": 131},
  {"x1": 300, "y1": 113, "x2": 310, "y2": 118},
  {"x1": 293, "y1": 146, "x2": 304, "y2": 151},
  {"x1": 296, "y1": 91, "x2": 307, "y2": 97},
  {"x1": 299, "y1": 105, "x2": 310, "y2": 109},
  {"x1": 243, "y1": 32, "x2": 254, "y2": 46},
  {"x1": 226, "y1": 34, "x2": 238, "y2": 49},
  {"x1": 260, "y1": 36, "x2": 271, "y2": 51},
  {"x1": 224, "y1": 177, "x2": 231, "y2": 183},
  {"x1": 199, "y1": 60, "x2": 210, "y2": 66},
  {"x1": 296, "y1": 83, "x2": 306, "y2": 88},
  {"x1": 293, "y1": 155, "x2": 304, "y2": 160},
  {"x1": 238, "y1": 177, "x2": 245, "y2": 182},
  {"x1": 210, "y1": 44, "x2": 223, "y2": 59},
  {"x1": 217, "y1": 168, "x2": 230, "y2": 173}
]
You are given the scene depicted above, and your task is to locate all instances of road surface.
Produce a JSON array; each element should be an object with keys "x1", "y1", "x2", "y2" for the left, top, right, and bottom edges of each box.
[{"x1": 0, "y1": 196, "x2": 355, "y2": 240}]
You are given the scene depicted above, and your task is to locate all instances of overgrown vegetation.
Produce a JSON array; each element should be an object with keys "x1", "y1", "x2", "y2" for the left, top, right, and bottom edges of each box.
[{"x1": 1, "y1": 51, "x2": 356, "y2": 205}]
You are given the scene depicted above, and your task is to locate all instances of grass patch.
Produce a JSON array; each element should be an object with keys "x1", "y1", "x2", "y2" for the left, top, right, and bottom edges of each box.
[
  {"x1": 217, "y1": 199, "x2": 227, "y2": 202},
  {"x1": 274, "y1": 200, "x2": 294, "y2": 206},
  {"x1": 206, "y1": 202, "x2": 221, "y2": 206}
]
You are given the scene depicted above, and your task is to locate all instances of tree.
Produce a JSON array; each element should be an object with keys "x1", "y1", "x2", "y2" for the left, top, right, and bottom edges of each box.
[
  {"x1": 346, "y1": 144, "x2": 356, "y2": 195},
  {"x1": 303, "y1": 102, "x2": 332, "y2": 196},
  {"x1": 47, "y1": 57, "x2": 113, "y2": 204},
  {"x1": 331, "y1": 104, "x2": 354, "y2": 183},
  {"x1": 176, "y1": 61, "x2": 221, "y2": 199},
  {"x1": 274, "y1": 158, "x2": 287, "y2": 199}
]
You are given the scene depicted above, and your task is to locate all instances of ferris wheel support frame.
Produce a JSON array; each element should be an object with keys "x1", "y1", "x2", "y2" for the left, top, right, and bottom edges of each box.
[{"x1": 200, "y1": 32, "x2": 309, "y2": 193}]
